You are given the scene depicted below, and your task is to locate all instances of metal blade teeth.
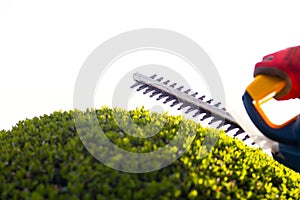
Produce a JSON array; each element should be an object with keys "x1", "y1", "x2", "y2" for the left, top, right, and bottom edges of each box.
[
  {"x1": 170, "y1": 100, "x2": 180, "y2": 107},
  {"x1": 150, "y1": 74, "x2": 157, "y2": 79},
  {"x1": 170, "y1": 83, "x2": 177, "y2": 88},
  {"x1": 130, "y1": 82, "x2": 142, "y2": 88},
  {"x1": 216, "y1": 122, "x2": 224, "y2": 129},
  {"x1": 191, "y1": 92, "x2": 198, "y2": 97},
  {"x1": 143, "y1": 87, "x2": 155, "y2": 94},
  {"x1": 193, "y1": 109, "x2": 204, "y2": 117},
  {"x1": 184, "y1": 89, "x2": 191, "y2": 94},
  {"x1": 198, "y1": 95, "x2": 205, "y2": 100},
  {"x1": 206, "y1": 99, "x2": 213, "y2": 104},
  {"x1": 157, "y1": 93, "x2": 168, "y2": 101},
  {"x1": 163, "y1": 80, "x2": 170, "y2": 85},
  {"x1": 208, "y1": 116, "x2": 222, "y2": 125},
  {"x1": 177, "y1": 86, "x2": 184, "y2": 91},
  {"x1": 185, "y1": 106, "x2": 197, "y2": 114},
  {"x1": 137, "y1": 84, "x2": 148, "y2": 91},
  {"x1": 131, "y1": 73, "x2": 255, "y2": 146},
  {"x1": 178, "y1": 103, "x2": 189, "y2": 110},
  {"x1": 150, "y1": 90, "x2": 161, "y2": 97},
  {"x1": 214, "y1": 102, "x2": 221, "y2": 107},
  {"x1": 163, "y1": 97, "x2": 175, "y2": 104},
  {"x1": 157, "y1": 77, "x2": 163, "y2": 82},
  {"x1": 226, "y1": 124, "x2": 240, "y2": 132},
  {"x1": 234, "y1": 128, "x2": 245, "y2": 136},
  {"x1": 201, "y1": 113, "x2": 212, "y2": 121}
]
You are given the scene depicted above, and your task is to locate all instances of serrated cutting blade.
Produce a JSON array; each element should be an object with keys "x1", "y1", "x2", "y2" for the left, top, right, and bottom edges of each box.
[{"x1": 131, "y1": 73, "x2": 256, "y2": 146}]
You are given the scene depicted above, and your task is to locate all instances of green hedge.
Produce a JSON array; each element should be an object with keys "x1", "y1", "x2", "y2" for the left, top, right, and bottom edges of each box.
[{"x1": 0, "y1": 107, "x2": 299, "y2": 199}]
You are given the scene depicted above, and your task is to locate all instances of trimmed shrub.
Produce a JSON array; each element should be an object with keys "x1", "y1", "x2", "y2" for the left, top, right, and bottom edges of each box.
[{"x1": 0, "y1": 107, "x2": 299, "y2": 199}]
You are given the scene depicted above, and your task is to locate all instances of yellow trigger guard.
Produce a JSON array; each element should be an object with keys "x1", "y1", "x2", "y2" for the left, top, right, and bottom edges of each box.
[
  {"x1": 246, "y1": 75, "x2": 292, "y2": 128},
  {"x1": 245, "y1": 74, "x2": 296, "y2": 128}
]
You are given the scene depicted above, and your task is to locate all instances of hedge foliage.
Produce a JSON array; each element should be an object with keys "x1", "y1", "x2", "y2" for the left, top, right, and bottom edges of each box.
[{"x1": 0, "y1": 107, "x2": 300, "y2": 199}]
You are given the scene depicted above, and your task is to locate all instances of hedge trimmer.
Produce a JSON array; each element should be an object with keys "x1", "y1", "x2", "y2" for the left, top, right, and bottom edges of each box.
[{"x1": 131, "y1": 72, "x2": 300, "y2": 172}]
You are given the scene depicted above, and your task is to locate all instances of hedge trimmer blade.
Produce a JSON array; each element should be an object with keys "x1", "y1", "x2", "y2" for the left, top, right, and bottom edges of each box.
[{"x1": 131, "y1": 73, "x2": 256, "y2": 146}]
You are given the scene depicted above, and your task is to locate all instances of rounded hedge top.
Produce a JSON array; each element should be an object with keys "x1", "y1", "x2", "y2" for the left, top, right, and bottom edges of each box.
[{"x1": 0, "y1": 107, "x2": 299, "y2": 199}]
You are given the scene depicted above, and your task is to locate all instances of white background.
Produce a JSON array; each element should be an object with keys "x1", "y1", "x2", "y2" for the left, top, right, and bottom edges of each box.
[{"x1": 1, "y1": 0, "x2": 300, "y2": 134}]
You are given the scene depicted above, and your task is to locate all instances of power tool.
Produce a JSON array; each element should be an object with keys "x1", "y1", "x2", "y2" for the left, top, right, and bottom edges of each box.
[{"x1": 131, "y1": 73, "x2": 300, "y2": 172}]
